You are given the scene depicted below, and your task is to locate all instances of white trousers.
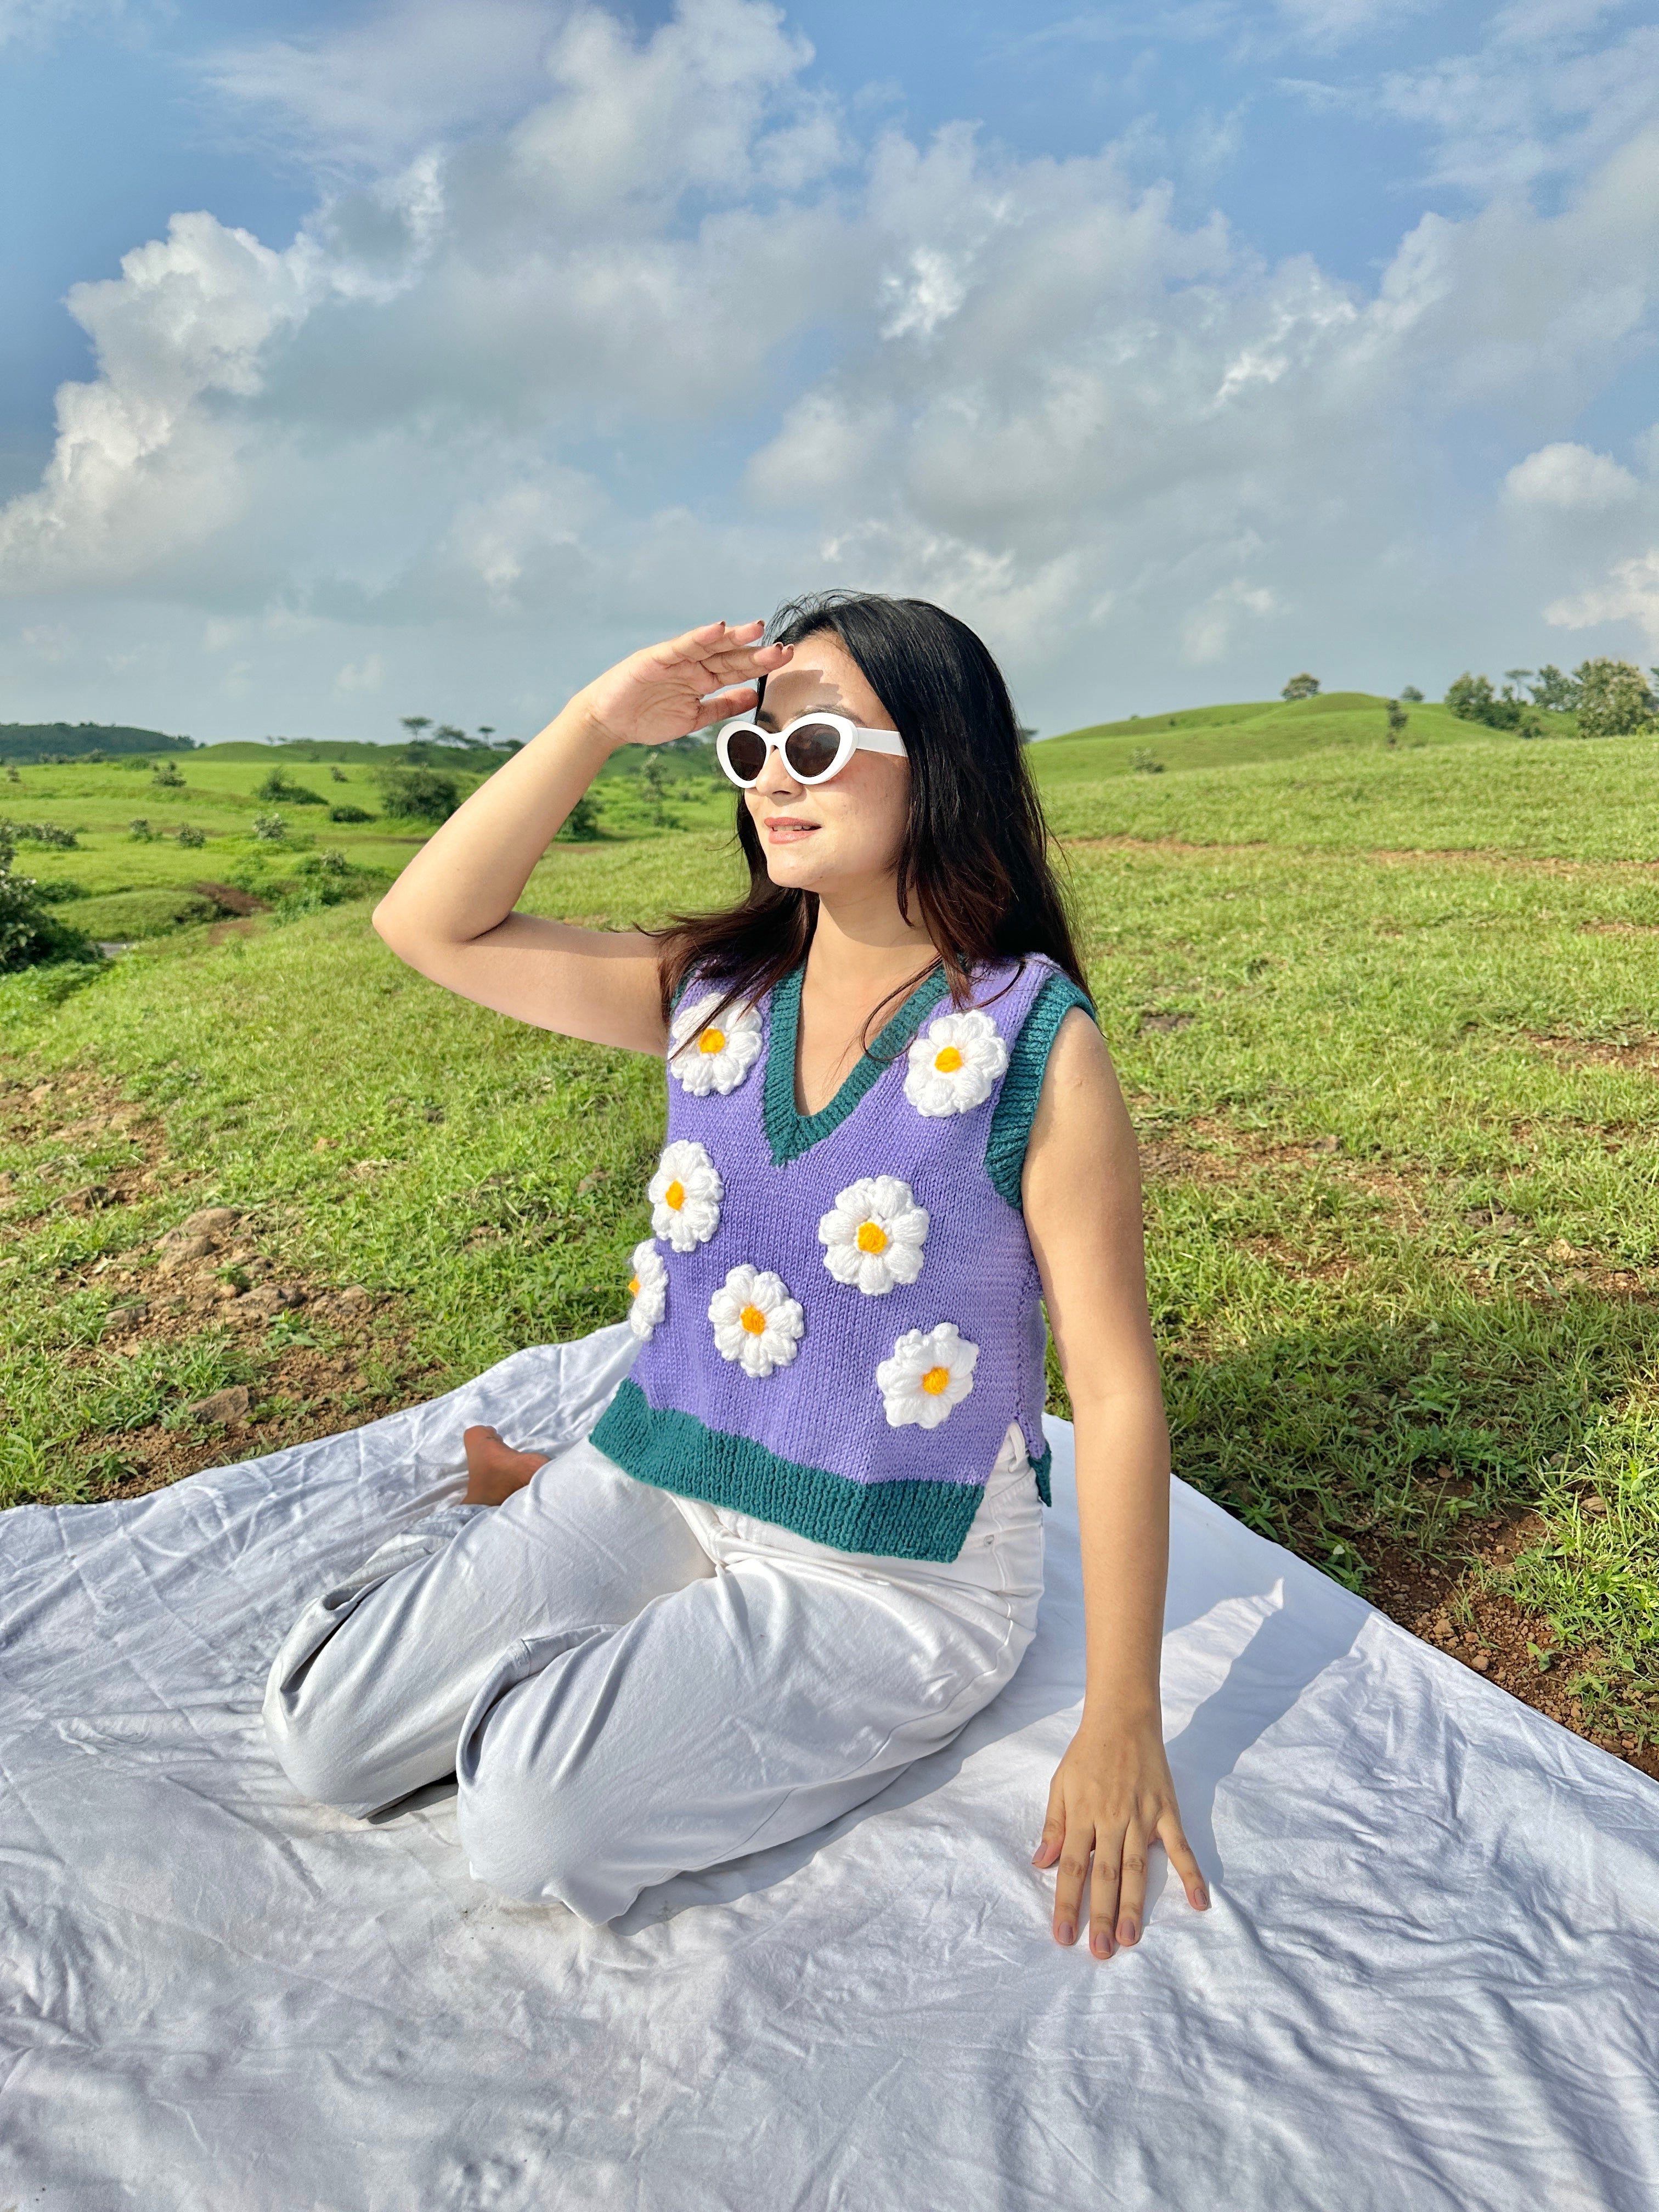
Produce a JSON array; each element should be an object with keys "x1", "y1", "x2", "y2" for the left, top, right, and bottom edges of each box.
[{"x1": 263, "y1": 1435, "x2": 1045, "y2": 1924}]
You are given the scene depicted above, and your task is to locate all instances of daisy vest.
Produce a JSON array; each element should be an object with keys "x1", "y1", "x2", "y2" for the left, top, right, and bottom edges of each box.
[{"x1": 589, "y1": 953, "x2": 1096, "y2": 1562}]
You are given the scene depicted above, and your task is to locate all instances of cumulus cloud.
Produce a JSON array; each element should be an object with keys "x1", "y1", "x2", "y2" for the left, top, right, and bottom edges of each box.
[
  {"x1": 2, "y1": 0, "x2": 1658, "y2": 737},
  {"x1": 1505, "y1": 441, "x2": 1639, "y2": 509},
  {"x1": 1547, "y1": 550, "x2": 1659, "y2": 651}
]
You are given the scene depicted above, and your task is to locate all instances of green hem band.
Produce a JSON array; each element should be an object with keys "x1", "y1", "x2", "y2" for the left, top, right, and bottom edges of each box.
[{"x1": 591, "y1": 1378, "x2": 989, "y2": 1562}]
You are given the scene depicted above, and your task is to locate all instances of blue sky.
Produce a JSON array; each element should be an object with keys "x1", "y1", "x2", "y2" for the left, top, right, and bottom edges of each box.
[{"x1": 2, "y1": 0, "x2": 1656, "y2": 742}]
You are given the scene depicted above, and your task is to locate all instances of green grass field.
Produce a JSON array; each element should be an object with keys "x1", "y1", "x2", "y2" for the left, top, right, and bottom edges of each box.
[{"x1": 3, "y1": 695, "x2": 1656, "y2": 1764}]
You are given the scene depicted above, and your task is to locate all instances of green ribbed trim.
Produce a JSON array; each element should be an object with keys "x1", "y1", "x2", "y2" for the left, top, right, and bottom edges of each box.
[
  {"x1": 763, "y1": 962, "x2": 950, "y2": 1166},
  {"x1": 1031, "y1": 1438, "x2": 1052, "y2": 1506},
  {"x1": 591, "y1": 1378, "x2": 987, "y2": 1561},
  {"x1": 984, "y1": 975, "x2": 1098, "y2": 1210}
]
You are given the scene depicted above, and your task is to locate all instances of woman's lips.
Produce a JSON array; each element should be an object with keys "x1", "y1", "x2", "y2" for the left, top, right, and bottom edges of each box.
[{"x1": 764, "y1": 817, "x2": 819, "y2": 843}]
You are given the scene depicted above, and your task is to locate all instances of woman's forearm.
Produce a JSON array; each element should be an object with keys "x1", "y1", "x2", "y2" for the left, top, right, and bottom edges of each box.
[
  {"x1": 373, "y1": 700, "x2": 617, "y2": 958},
  {"x1": 1070, "y1": 1390, "x2": 1172, "y2": 1726}
]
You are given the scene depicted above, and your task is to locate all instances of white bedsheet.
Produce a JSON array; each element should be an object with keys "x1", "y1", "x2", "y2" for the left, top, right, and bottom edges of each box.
[{"x1": 2, "y1": 1328, "x2": 1656, "y2": 2210}]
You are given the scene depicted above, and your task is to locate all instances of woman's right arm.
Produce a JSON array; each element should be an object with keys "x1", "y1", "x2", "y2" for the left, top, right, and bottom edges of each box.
[{"x1": 371, "y1": 620, "x2": 790, "y2": 1053}]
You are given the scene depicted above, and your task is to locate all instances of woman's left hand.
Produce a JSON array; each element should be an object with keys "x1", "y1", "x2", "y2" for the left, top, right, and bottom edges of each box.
[{"x1": 1032, "y1": 1710, "x2": 1209, "y2": 1958}]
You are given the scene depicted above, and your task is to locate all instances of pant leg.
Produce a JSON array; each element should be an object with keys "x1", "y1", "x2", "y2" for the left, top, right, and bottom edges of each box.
[
  {"x1": 455, "y1": 1453, "x2": 1046, "y2": 1922},
  {"x1": 262, "y1": 1440, "x2": 714, "y2": 1818}
]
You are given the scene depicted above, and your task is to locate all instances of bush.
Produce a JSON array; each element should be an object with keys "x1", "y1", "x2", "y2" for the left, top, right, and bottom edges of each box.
[
  {"x1": 328, "y1": 803, "x2": 373, "y2": 823},
  {"x1": 255, "y1": 769, "x2": 325, "y2": 806},
  {"x1": 1131, "y1": 749, "x2": 1165, "y2": 775},
  {"x1": 560, "y1": 792, "x2": 602, "y2": 841},
  {"x1": 330, "y1": 766, "x2": 348, "y2": 784},
  {"x1": 1282, "y1": 673, "x2": 1321, "y2": 700},
  {"x1": 1574, "y1": 658, "x2": 1656, "y2": 740},
  {"x1": 33, "y1": 877, "x2": 86, "y2": 901},
  {"x1": 1385, "y1": 700, "x2": 1409, "y2": 740},
  {"x1": 0, "y1": 828, "x2": 94, "y2": 972},
  {"x1": 252, "y1": 812, "x2": 287, "y2": 840},
  {"x1": 1444, "y1": 673, "x2": 1527, "y2": 730},
  {"x1": 129, "y1": 817, "x2": 153, "y2": 840},
  {"x1": 152, "y1": 761, "x2": 185, "y2": 787},
  {"x1": 177, "y1": 823, "x2": 207, "y2": 848},
  {"x1": 377, "y1": 766, "x2": 460, "y2": 821},
  {"x1": 1, "y1": 821, "x2": 78, "y2": 849}
]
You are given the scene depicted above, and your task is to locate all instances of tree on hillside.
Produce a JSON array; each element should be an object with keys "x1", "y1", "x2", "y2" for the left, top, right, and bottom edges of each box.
[
  {"x1": 1527, "y1": 665, "x2": 1581, "y2": 713},
  {"x1": 478, "y1": 726, "x2": 495, "y2": 742},
  {"x1": 377, "y1": 766, "x2": 460, "y2": 821},
  {"x1": 1444, "y1": 672, "x2": 1527, "y2": 729},
  {"x1": 1400, "y1": 685, "x2": 1424, "y2": 702},
  {"x1": 1282, "y1": 673, "x2": 1320, "y2": 699},
  {"x1": 1573, "y1": 659, "x2": 1657, "y2": 739},
  {"x1": 400, "y1": 715, "x2": 432, "y2": 740},
  {"x1": 1385, "y1": 700, "x2": 1409, "y2": 742}
]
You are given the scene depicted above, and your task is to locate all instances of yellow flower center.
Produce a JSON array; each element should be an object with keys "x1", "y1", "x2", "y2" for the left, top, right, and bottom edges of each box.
[
  {"x1": 698, "y1": 1027, "x2": 726, "y2": 1056},
  {"x1": 664, "y1": 1178, "x2": 686, "y2": 1210},
  {"x1": 628, "y1": 1274, "x2": 641, "y2": 1298},
  {"x1": 934, "y1": 1044, "x2": 964, "y2": 1073},
  {"x1": 921, "y1": 1364, "x2": 952, "y2": 1395},
  {"x1": 856, "y1": 1219, "x2": 889, "y2": 1254},
  {"x1": 740, "y1": 1302, "x2": 768, "y2": 1335}
]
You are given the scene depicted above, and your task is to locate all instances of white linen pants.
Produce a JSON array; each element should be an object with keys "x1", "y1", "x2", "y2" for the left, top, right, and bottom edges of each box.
[{"x1": 263, "y1": 1434, "x2": 1045, "y2": 1923}]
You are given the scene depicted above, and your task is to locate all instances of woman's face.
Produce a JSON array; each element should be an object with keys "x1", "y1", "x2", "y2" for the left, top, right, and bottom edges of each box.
[{"x1": 740, "y1": 631, "x2": 911, "y2": 900}]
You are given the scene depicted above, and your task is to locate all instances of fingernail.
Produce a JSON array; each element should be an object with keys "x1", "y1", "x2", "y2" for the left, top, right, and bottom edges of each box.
[
  {"x1": 1055, "y1": 1921, "x2": 1074, "y2": 1946},
  {"x1": 1091, "y1": 1929, "x2": 1112, "y2": 1958},
  {"x1": 1119, "y1": 1918, "x2": 1138, "y2": 1945},
  {"x1": 1196, "y1": 1888, "x2": 1211, "y2": 1911}
]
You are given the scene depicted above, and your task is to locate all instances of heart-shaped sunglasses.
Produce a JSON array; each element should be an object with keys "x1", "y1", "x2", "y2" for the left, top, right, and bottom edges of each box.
[{"x1": 715, "y1": 710, "x2": 908, "y2": 788}]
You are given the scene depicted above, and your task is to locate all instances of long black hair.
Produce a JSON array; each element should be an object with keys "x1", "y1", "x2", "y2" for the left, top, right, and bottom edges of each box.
[{"x1": 654, "y1": 590, "x2": 1085, "y2": 1032}]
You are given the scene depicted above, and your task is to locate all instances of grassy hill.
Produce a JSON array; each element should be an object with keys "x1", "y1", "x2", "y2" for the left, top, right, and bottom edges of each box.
[
  {"x1": 0, "y1": 721, "x2": 195, "y2": 764},
  {"x1": 3, "y1": 687, "x2": 1657, "y2": 1772}
]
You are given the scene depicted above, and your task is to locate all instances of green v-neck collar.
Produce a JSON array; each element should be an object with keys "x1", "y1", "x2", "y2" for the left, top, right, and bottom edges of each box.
[{"x1": 762, "y1": 961, "x2": 949, "y2": 1165}]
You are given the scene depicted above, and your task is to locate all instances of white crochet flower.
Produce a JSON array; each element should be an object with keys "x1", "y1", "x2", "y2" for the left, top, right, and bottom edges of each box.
[
  {"x1": 669, "y1": 992, "x2": 763, "y2": 1096},
  {"x1": 904, "y1": 1008, "x2": 1008, "y2": 1116},
  {"x1": 876, "y1": 1322, "x2": 979, "y2": 1430},
  {"x1": 626, "y1": 1240, "x2": 667, "y2": 1341},
  {"x1": 648, "y1": 1138, "x2": 723, "y2": 1252},
  {"x1": 818, "y1": 1175, "x2": 930, "y2": 1296},
  {"x1": 708, "y1": 1263, "x2": 804, "y2": 1379}
]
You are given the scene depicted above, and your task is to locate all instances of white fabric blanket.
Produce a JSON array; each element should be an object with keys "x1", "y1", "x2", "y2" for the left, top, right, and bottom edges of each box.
[{"x1": 3, "y1": 1330, "x2": 1656, "y2": 2210}]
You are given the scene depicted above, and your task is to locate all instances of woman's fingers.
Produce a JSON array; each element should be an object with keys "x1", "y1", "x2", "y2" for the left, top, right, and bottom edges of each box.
[
  {"x1": 1088, "y1": 1822, "x2": 1125, "y2": 1959},
  {"x1": 1158, "y1": 1810, "x2": 1211, "y2": 1911},
  {"x1": 684, "y1": 686, "x2": 757, "y2": 730},
  {"x1": 1031, "y1": 1777, "x2": 1066, "y2": 1870},
  {"x1": 1115, "y1": 1821, "x2": 1149, "y2": 1949}
]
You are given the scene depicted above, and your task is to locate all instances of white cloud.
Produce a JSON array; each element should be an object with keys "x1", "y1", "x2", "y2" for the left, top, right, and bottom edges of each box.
[
  {"x1": 1547, "y1": 550, "x2": 1659, "y2": 651},
  {"x1": 1505, "y1": 441, "x2": 1639, "y2": 509},
  {"x1": 1, "y1": 0, "x2": 1658, "y2": 738},
  {"x1": 0, "y1": 0, "x2": 122, "y2": 49},
  {"x1": 334, "y1": 652, "x2": 385, "y2": 695}
]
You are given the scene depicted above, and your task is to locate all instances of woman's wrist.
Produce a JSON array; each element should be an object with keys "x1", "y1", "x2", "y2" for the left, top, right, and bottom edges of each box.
[{"x1": 1076, "y1": 1689, "x2": 1163, "y2": 1739}]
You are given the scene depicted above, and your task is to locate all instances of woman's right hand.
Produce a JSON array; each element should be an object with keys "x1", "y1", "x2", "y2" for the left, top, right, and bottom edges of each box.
[{"x1": 575, "y1": 619, "x2": 794, "y2": 752}]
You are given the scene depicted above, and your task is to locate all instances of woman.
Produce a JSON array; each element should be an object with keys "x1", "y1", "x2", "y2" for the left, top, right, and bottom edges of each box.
[{"x1": 264, "y1": 591, "x2": 1208, "y2": 1960}]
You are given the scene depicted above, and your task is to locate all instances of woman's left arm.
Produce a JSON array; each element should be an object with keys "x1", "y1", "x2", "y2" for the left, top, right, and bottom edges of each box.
[{"x1": 1022, "y1": 1008, "x2": 1210, "y2": 1959}]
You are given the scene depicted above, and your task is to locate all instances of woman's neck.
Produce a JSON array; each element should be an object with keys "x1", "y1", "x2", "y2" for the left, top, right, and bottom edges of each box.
[{"x1": 804, "y1": 880, "x2": 939, "y2": 1000}]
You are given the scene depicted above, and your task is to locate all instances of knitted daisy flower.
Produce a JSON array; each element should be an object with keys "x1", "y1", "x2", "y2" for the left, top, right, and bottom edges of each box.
[
  {"x1": 669, "y1": 992, "x2": 763, "y2": 1096},
  {"x1": 876, "y1": 1322, "x2": 979, "y2": 1430},
  {"x1": 648, "y1": 1139, "x2": 723, "y2": 1252},
  {"x1": 708, "y1": 1264, "x2": 804, "y2": 1379},
  {"x1": 904, "y1": 1009, "x2": 1008, "y2": 1116},
  {"x1": 819, "y1": 1175, "x2": 929, "y2": 1296},
  {"x1": 626, "y1": 1240, "x2": 667, "y2": 1342}
]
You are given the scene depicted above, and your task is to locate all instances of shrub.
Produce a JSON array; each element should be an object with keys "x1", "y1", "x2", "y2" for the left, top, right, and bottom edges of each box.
[
  {"x1": 123, "y1": 757, "x2": 150, "y2": 772},
  {"x1": 1282, "y1": 673, "x2": 1321, "y2": 700},
  {"x1": 328, "y1": 803, "x2": 373, "y2": 823},
  {"x1": 252, "y1": 812, "x2": 287, "y2": 840},
  {"x1": 177, "y1": 823, "x2": 207, "y2": 848},
  {"x1": 1444, "y1": 673, "x2": 1526, "y2": 730},
  {"x1": 1573, "y1": 658, "x2": 1656, "y2": 740},
  {"x1": 0, "y1": 827, "x2": 94, "y2": 971},
  {"x1": 255, "y1": 769, "x2": 325, "y2": 805},
  {"x1": 129, "y1": 818, "x2": 153, "y2": 840},
  {"x1": 4, "y1": 821, "x2": 79, "y2": 849},
  {"x1": 33, "y1": 877, "x2": 86, "y2": 901},
  {"x1": 1385, "y1": 700, "x2": 1409, "y2": 741},
  {"x1": 152, "y1": 761, "x2": 185, "y2": 788},
  {"x1": 377, "y1": 766, "x2": 460, "y2": 821},
  {"x1": 330, "y1": 766, "x2": 348, "y2": 783},
  {"x1": 560, "y1": 792, "x2": 602, "y2": 841},
  {"x1": 1131, "y1": 749, "x2": 1165, "y2": 775}
]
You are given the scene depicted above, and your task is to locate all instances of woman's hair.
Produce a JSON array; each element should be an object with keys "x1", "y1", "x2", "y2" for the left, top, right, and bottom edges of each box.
[{"x1": 653, "y1": 589, "x2": 1086, "y2": 1035}]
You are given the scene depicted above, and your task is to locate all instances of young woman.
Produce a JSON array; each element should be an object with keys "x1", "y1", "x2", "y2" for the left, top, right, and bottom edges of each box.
[{"x1": 264, "y1": 591, "x2": 1208, "y2": 1960}]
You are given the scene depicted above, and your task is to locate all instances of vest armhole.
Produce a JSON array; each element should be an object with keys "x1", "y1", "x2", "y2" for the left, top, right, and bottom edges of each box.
[{"x1": 984, "y1": 974, "x2": 1098, "y2": 1209}]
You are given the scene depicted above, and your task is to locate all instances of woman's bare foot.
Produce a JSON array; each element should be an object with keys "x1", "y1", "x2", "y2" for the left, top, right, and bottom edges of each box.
[{"x1": 462, "y1": 1424, "x2": 549, "y2": 1506}]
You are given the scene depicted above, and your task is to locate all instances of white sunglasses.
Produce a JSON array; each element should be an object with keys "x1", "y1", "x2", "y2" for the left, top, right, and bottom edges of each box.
[{"x1": 715, "y1": 710, "x2": 907, "y2": 788}]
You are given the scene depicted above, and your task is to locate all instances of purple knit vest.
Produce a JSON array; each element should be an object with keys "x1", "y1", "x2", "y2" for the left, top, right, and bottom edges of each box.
[{"x1": 590, "y1": 953, "x2": 1092, "y2": 1561}]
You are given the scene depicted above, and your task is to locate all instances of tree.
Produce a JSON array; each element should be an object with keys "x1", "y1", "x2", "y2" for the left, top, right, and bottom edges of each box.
[
  {"x1": 1573, "y1": 658, "x2": 1657, "y2": 740},
  {"x1": 1385, "y1": 699, "x2": 1409, "y2": 742},
  {"x1": 1400, "y1": 686, "x2": 1424, "y2": 703},
  {"x1": 399, "y1": 715, "x2": 432, "y2": 740},
  {"x1": 560, "y1": 793, "x2": 602, "y2": 841},
  {"x1": 1527, "y1": 665, "x2": 1581, "y2": 713},
  {"x1": 1282, "y1": 673, "x2": 1321, "y2": 700},
  {"x1": 477, "y1": 725, "x2": 495, "y2": 742},
  {"x1": 1444, "y1": 673, "x2": 1525, "y2": 729},
  {"x1": 433, "y1": 723, "x2": 472, "y2": 747}
]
